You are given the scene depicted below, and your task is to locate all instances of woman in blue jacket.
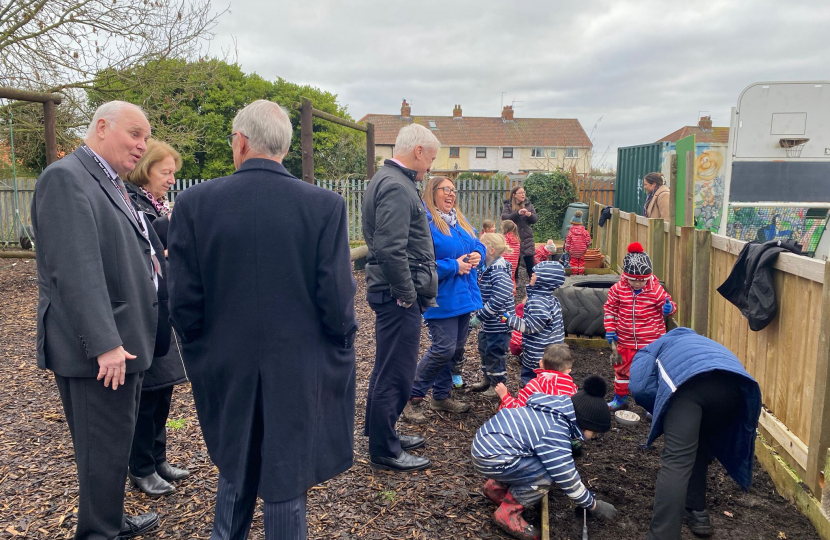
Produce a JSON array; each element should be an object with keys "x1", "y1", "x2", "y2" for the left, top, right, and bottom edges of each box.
[
  {"x1": 629, "y1": 327, "x2": 762, "y2": 540},
  {"x1": 403, "y1": 176, "x2": 485, "y2": 422}
]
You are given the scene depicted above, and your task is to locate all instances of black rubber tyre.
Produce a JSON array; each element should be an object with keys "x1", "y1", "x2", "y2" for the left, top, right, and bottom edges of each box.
[{"x1": 554, "y1": 275, "x2": 620, "y2": 338}]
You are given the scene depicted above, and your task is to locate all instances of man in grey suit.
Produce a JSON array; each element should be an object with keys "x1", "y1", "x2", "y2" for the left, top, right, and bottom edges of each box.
[{"x1": 31, "y1": 101, "x2": 161, "y2": 540}]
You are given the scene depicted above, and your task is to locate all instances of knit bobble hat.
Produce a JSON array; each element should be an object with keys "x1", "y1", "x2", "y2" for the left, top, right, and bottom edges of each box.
[
  {"x1": 570, "y1": 210, "x2": 583, "y2": 225},
  {"x1": 622, "y1": 242, "x2": 653, "y2": 279},
  {"x1": 571, "y1": 375, "x2": 611, "y2": 433}
]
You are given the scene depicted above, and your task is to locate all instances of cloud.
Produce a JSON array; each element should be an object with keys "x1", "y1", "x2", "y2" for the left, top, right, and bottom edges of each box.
[{"x1": 214, "y1": 0, "x2": 830, "y2": 168}]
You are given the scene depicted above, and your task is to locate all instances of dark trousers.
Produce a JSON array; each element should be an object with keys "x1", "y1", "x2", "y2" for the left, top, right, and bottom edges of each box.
[
  {"x1": 364, "y1": 292, "x2": 423, "y2": 457},
  {"x1": 210, "y1": 474, "x2": 307, "y2": 540},
  {"x1": 129, "y1": 386, "x2": 174, "y2": 477},
  {"x1": 648, "y1": 373, "x2": 743, "y2": 540},
  {"x1": 55, "y1": 372, "x2": 143, "y2": 540},
  {"x1": 514, "y1": 255, "x2": 536, "y2": 280},
  {"x1": 477, "y1": 331, "x2": 510, "y2": 385},
  {"x1": 411, "y1": 313, "x2": 471, "y2": 400}
]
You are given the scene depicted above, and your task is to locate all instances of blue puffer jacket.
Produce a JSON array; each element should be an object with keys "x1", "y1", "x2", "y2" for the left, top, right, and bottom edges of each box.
[
  {"x1": 629, "y1": 327, "x2": 762, "y2": 490},
  {"x1": 423, "y1": 209, "x2": 485, "y2": 320}
]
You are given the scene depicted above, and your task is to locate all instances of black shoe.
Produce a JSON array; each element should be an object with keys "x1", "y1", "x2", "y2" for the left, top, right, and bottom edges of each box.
[
  {"x1": 118, "y1": 512, "x2": 159, "y2": 539},
  {"x1": 469, "y1": 380, "x2": 491, "y2": 392},
  {"x1": 685, "y1": 508, "x2": 713, "y2": 537},
  {"x1": 370, "y1": 451, "x2": 431, "y2": 472},
  {"x1": 156, "y1": 461, "x2": 190, "y2": 482},
  {"x1": 397, "y1": 433, "x2": 425, "y2": 451},
  {"x1": 128, "y1": 471, "x2": 175, "y2": 497}
]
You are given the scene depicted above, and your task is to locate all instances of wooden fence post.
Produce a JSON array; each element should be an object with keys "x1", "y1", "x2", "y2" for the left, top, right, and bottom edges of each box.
[
  {"x1": 667, "y1": 154, "x2": 678, "y2": 296},
  {"x1": 609, "y1": 209, "x2": 620, "y2": 273},
  {"x1": 649, "y1": 218, "x2": 665, "y2": 282},
  {"x1": 541, "y1": 493, "x2": 550, "y2": 540},
  {"x1": 685, "y1": 150, "x2": 694, "y2": 227},
  {"x1": 366, "y1": 122, "x2": 376, "y2": 179},
  {"x1": 691, "y1": 229, "x2": 711, "y2": 336},
  {"x1": 678, "y1": 226, "x2": 695, "y2": 327},
  {"x1": 629, "y1": 212, "x2": 638, "y2": 253},
  {"x1": 43, "y1": 100, "x2": 58, "y2": 165},
  {"x1": 300, "y1": 97, "x2": 314, "y2": 184},
  {"x1": 805, "y1": 262, "x2": 830, "y2": 499}
]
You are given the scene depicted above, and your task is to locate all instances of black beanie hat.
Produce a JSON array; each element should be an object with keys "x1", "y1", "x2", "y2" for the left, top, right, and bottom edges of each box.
[
  {"x1": 622, "y1": 242, "x2": 653, "y2": 279},
  {"x1": 571, "y1": 375, "x2": 611, "y2": 433}
]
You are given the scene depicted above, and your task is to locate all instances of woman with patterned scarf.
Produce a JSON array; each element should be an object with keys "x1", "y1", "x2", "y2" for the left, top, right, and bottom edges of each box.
[
  {"x1": 643, "y1": 172, "x2": 670, "y2": 221},
  {"x1": 402, "y1": 176, "x2": 486, "y2": 423},
  {"x1": 123, "y1": 139, "x2": 190, "y2": 497}
]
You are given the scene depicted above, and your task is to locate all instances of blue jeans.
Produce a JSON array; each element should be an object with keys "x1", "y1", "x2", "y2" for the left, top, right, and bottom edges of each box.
[
  {"x1": 477, "y1": 331, "x2": 510, "y2": 385},
  {"x1": 520, "y1": 363, "x2": 537, "y2": 386},
  {"x1": 473, "y1": 455, "x2": 553, "y2": 507},
  {"x1": 411, "y1": 313, "x2": 471, "y2": 400}
]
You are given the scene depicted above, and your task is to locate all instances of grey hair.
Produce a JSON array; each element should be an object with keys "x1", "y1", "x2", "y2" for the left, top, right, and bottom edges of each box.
[
  {"x1": 394, "y1": 123, "x2": 440, "y2": 156},
  {"x1": 84, "y1": 101, "x2": 147, "y2": 140},
  {"x1": 231, "y1": 100, "x2": 293, "y2": 157}
]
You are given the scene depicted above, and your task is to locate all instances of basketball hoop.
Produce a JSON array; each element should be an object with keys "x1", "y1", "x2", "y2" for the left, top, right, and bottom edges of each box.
[{"x1": 779, "y1": 138, "x2": 809, "y2": 158}]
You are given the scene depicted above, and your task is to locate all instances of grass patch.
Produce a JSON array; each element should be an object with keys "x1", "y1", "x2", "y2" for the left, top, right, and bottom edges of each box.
[
  {"x1": 378, "y1": 489, "x2": 397, "y2": 504},
  {"x1": 166, "y1": 418, "x2": 188, "y2": 430}
]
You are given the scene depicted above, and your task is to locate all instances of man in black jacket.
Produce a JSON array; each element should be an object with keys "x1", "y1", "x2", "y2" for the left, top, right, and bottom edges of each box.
[
  {"x1": 31, "y1": 101, "x2": 160, "y2": 539},
  {"x1": 362, "y1": 123, "x2": 440, "y2": 472}
]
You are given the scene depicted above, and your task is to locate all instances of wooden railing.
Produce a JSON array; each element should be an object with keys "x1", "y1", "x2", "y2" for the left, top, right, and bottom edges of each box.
[{"x1": 589, "y1": 199, "x2": 830, "y2": 507}]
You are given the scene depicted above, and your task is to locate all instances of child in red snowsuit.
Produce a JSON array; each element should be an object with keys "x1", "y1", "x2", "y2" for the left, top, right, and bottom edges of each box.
[
  {"x1": 534, "y1": 239, "x2": 557, "y2": 265},
  {"x1": 502, "y1": 220, "x2": 521, "y2": 293},
  {"x1": 509, "y1": 300, "x2": 524, "y2": 356},
  {"x1": 495, "y1": 344, "x2": 577, "y2": 409},
  {"x1": 564, "y1": 210, "x2": 592, "y2": 275},
  {"x1": 603, "y1": 242, "x2": 676, "y2": 411}
]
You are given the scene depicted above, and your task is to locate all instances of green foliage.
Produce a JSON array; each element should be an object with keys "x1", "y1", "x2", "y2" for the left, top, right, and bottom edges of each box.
[
  {"x1": 88, "y1": 58, "x2": 367, "y2": 180},
  {"x1": 524, "y1": 171, "x2": 577, "y2": 241},
  {"x1": 378, "y1": 490, "x2": 397, "y2": 504},
  {"x1": 165, "y1": 418, "x2": 187, "y2": 430}
]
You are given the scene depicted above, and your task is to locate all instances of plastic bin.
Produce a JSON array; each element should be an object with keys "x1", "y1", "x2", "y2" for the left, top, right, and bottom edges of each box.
[{"x1": 561, "y1": 202, "x2": 590, "y2": 239}]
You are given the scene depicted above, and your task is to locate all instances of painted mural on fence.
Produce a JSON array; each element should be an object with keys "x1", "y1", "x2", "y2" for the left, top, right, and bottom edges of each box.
[
  {"x1": 692, "y1": 145, "x2": 726, "y2": 232},
  {"x1": 725, "y1": 206, "x2": 827, "y2": 253}
]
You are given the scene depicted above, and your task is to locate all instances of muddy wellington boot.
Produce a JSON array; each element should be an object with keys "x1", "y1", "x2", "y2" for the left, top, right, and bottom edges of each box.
[
  {"x1": 402, "y1": 398, "x2": 427, "y2": 424},
  {"x1": 430, "y1": 397, "x2": 472, "y2": 413},
  {"x1": 482, "y1": 479, "x2": 508, "y2": 505},
  {"x1": 685, "y1": 508, "x2": 713, "y2": 537},
  {"x1": 607, "y1": 394, "x2": 630, "y2": 412},
  {"x1": 493, "y1": 493, "x2": 540, "y2": 540},
  {"x1": 470, "y1": 379, "x2": 491, "y2": 392}
]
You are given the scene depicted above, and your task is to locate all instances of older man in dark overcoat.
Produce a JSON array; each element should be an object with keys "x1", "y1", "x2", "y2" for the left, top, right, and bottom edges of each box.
[
  {"x1": 167, "y1": 99, "x2": 358, "y2": 540},
  {"x1": 31, "y1": 101, "x2": 161, "y2": 540}
]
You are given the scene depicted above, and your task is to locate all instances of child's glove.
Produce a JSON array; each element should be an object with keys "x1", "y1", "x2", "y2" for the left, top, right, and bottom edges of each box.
[
  {"x1": 662, "y1": 298, "x2": 673, "y2": 315},
  {"x1": 470, "y1": 314, "x2": 481, "y2": 328},
  {"x1": 605, "y1": 331, "x2": 617, "y2": 344},
  {"x1": 589, "y1": 499, "x2": 617, "y2": 522},
  {"x1": 570, "y1": 438, "x2": 583, "y2": 457},
  {"x1": 610, "y1": 341, "x2": 623, "y2": 366},
  {"x1": 500, "y1": 312, "x2": 510, "y2": 324}
]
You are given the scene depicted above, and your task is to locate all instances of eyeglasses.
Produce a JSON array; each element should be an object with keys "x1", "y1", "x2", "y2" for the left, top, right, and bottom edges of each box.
[
  {"x1": 227, "y1": 132, "x2": 249, "y2": 147},
  {"x1": 436, "y1": 187, "x2": 458, "y2": 196}
]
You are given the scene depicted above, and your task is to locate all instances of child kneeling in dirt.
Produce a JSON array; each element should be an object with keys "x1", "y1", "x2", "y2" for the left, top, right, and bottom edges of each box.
[
  {"x1": 472, "y1": 376, "x2": 617, "y2": 540},
  {"x1": 469, "y1": 233, "x2": 516, "y2": 398},
  {"x1": 503, "y1": 260, "x2": 566, "y2": 385},
  {"x1": 495, "y1": 343, "x2": 577, "y2": 409},
  {"x1": 603, "y1": 242, "x2": 676, "y2": 411}
]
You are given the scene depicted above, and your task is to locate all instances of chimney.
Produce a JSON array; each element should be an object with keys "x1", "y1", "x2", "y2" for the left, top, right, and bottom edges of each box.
[
  {"x1": 502, "y1": 105, "x2": 514, "y2": 122},
  {"x1": 401, "y1": 99, "x2": 411, "y2": 118},
  {"x1": 453, "y1": 104, "x2": 462, "y2": 118},
  {"x1": 698, "y1": 115, "x2": 713, "y2": 130}
]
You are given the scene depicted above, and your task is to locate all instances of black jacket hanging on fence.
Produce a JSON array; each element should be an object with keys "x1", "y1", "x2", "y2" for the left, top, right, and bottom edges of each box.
[
  {"x1": 598, "y1": 206, "x2": 612, "y2": 227},
  {"x1": 716, "y1": 239, "x2": 803, "y2": 331}
]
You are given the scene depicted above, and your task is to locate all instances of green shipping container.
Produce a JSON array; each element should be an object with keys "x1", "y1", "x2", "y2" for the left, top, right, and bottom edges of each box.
[{"x1": 615, "y1": 142, "x2": 670, "y2": 214}]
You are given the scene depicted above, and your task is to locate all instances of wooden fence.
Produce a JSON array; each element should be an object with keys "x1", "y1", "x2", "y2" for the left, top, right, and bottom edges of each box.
[
  {"x1": 589, "y1": 199, "x2": 830, "y2": 506},
  {"x1": 0, "y1": 176, "x2": 523, "y2": 245},
  {"x1": 576, "y1": 177, "x2": 614, "y2": 207}
]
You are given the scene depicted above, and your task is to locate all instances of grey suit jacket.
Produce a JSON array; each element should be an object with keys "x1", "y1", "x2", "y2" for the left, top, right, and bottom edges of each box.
[{"x1": 31, "y1": 147, "x2": 158, "y2": 377}]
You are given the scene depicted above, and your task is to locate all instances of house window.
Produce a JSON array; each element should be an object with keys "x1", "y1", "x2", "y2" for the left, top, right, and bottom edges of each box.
[
  {"x1": 428, "y1": 120, "x2": 438, "y2": 129},
  {"x1": 449, "y1": 147, "x2": 460, "y2": 158},
  {"x1": 531, "y1": 148, "x2": 545, "y2": 158},
  {"x1": 566, "y1": 148, "x2": 579, "y2": 158},
  {"x1": 503, "y1": 147, "x2": 514, "y2": 159},
  {"x1": 476, "y1": 147, "x2": 487, "y2": 158},
  {"x1": 548, "y1": 148, "x2": 556, "y2": 157}
]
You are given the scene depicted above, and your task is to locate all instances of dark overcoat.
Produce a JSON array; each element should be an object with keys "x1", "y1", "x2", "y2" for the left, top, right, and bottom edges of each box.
[
  {"x1": 125, "y1": 183, "x2": 187, "y2": 391},
  {"x1": 501, "y1": 200, "x2": 538, "y2": 256},
  {"x1": 167, "y1": 158, "x2": 358, "y2": 502}
]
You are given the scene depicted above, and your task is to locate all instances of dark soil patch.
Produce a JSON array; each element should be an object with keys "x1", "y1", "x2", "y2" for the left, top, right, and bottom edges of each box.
[{"x1": 0, "y1": 262, "x2": 819, "y2": 539}]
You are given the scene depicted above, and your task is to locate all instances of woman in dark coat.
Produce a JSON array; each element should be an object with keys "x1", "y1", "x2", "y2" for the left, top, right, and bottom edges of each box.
[
  {"x1": 501, "y1": 185, "x2": 538, "y2": 278},
  {"x1": 123, "y1": 139, "x2": 189, "y2": 497}
]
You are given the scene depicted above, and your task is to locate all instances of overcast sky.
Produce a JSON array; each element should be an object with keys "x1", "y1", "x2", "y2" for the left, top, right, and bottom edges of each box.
[{"x1": 213, "y1": 0, "x2": 829, "y2": 169}]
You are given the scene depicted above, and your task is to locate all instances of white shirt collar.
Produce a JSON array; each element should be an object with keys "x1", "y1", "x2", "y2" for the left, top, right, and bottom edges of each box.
[{"x1": 86, "y1": 146, "x2": 119, "y2": 180}]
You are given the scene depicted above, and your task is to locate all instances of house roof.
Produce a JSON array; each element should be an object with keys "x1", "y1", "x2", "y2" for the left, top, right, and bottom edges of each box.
[
  {"x1": 358, "y1": 114, "x2": 593, "y2": 148},
  {"x1": 655, "y1": 126, "x2": 730, "y2": 144}
]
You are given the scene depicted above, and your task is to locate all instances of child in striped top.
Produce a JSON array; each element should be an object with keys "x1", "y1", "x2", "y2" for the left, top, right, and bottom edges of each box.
[
  {"x1": 503, "y1": 261, "x2": 566, "y2": 386},
  {"x1": 472, "y1": 376, "x2": 617, "y2": 539},
  {"x1": 495, "y1": 344, "x2": 577, "y2": 410}
]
